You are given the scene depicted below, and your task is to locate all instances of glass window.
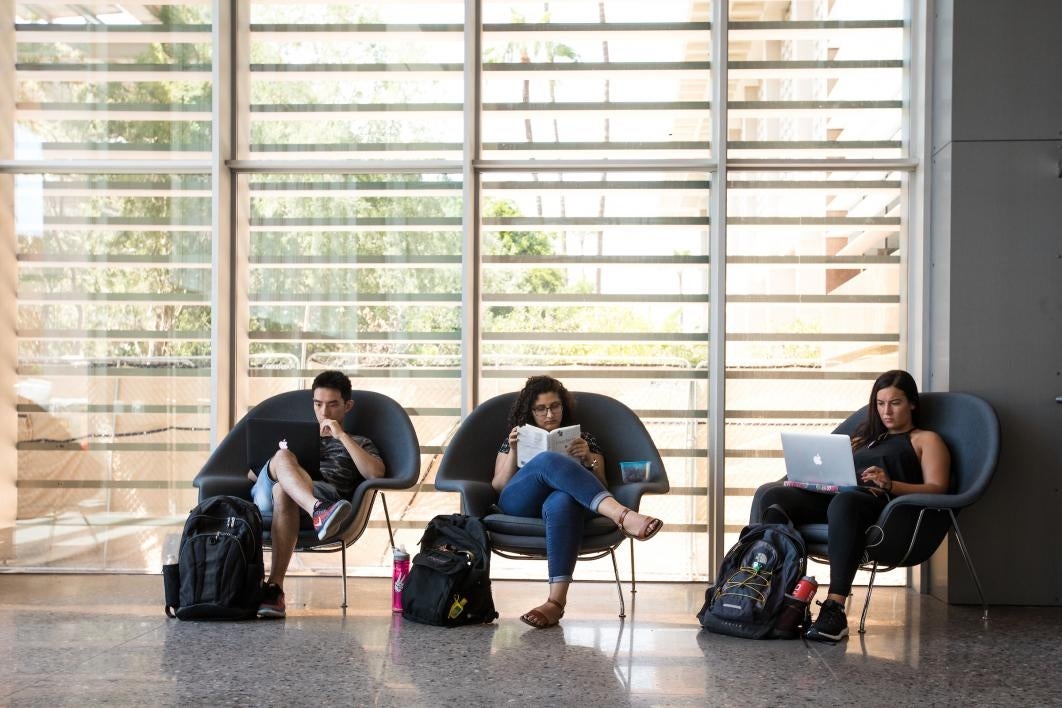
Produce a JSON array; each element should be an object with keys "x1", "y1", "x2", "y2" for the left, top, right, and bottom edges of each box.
[
  {"x1": 728, "y1": 0, "x2": 905, "y2": 159},
  {"x1": 2, "y1": 0, "x2": 914, "y2": 582},
  {"x1": 13, "y1": 172, "x2": 212, "y2": 569},
  {"x1": 14, "y1": 3, "x2": 212, "y2": 160},
  {"x1": 724, "y1": 168, "x2": 904, "y2": 585},
  {"x1": 245, "y1": 0, "x2": 465, "y2": 161},
  {"x1": 237, "y1": 172, "x2": 462, "y2": 571},
  {"x1": 480, "y1": 170, "x2": 711, "y2": 579},
  {"x1": 482, "y1": 0, "x2": 712, "y2": 160}
]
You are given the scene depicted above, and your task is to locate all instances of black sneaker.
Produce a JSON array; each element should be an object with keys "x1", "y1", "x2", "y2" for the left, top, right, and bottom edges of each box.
[
  {"x1": 312, "y1": 499, "x2": 351, "y2": 540},
  {"x1": 805, "y1": 599, "x2": 849, "y2": 642},
  {"x1": 257, "y1": 582, "x2": 286, "y2": 619}
]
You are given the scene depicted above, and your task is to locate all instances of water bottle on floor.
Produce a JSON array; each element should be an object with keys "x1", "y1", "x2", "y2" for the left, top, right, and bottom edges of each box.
[{"x1": 392, "y1": 546, "x2": 410, "y2": 613}]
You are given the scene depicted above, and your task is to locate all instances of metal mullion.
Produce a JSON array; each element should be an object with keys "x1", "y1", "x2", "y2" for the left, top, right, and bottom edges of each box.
[
  {"x1": 707, "y1": 0, "x2": 727, "y2": 579},
  {"x1": 211, "y1": 0, "x2": 236, "y2": 444},
  {"x1": 461, "y1": 0, "x2": 481, "y2": 416},
  {"x1": 226, "y1": 160, "x2": 463, "y2": 174},
  {"x1": 0, "y1": 160, "x2": 212, "y2": 174},
  {"x1": 1, "y1": 0, "x2": 16, "y2": 532},
  {"x1": 475, "y1": 159, "x2": 716, "y2": 172},
  {"x1": 727, "y1": 158, "x2": 917, "y2": 171}
]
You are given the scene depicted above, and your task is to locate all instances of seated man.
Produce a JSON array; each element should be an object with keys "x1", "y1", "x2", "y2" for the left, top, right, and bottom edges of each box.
[{"x1": 249, "y1": 370, "x2": 385, "y2": 618}]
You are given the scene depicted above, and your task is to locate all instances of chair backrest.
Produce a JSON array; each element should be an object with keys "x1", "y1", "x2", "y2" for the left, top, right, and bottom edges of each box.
[
  {"x1": 199, "y1": 388, "x2": 420, "y2": 489},
  {"x1": 832, "y1": 391, "x2": 999, "y2": 503},
  {"x1": 572, "y1": 392, "x2": 669, "y2": 491},
  {"x1": 435, "y1": 390, "x2": 670, "y2": 493},
  {"x1": 435, "y1": 392, "x2": 517, "y2": 487}
]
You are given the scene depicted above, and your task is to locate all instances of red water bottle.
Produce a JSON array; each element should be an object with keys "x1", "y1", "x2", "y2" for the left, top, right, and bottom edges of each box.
[
  {"x1": 774, "y1": 576, "x2": 819, "y2": 637},
  {"x1": 392, "y1": 546, "x2": 410, "y2": 613},
  {"x1": 792, "y1": 576, "x2": 818, "y2": 604}
]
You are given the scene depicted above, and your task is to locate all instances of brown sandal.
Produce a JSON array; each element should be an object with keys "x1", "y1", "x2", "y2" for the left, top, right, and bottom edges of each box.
[
  {"x1": 520, "y1": 598, "x2": 565, "y2": 629},
  {"x1": 617, "y1": 508, "x2": 664, "y2": 541}
]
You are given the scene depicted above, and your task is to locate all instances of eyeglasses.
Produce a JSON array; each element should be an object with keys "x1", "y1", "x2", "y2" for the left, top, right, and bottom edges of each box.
[{"x1": 531, "y1": 402, "x2": 563, "y2": 416}]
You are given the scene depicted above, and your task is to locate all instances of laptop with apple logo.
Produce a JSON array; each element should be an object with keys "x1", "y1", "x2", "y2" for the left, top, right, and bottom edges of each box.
[{"x1": 780, "y1": 432, "x2": 862, "y2": 493}]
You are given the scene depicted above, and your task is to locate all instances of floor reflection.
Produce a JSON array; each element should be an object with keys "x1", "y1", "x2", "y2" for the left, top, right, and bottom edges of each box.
[{"x1": 1, "y1": 575, "x2": 1060, "y2": 706}]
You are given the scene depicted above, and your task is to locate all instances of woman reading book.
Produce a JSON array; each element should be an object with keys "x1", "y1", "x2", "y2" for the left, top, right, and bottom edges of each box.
[{"x1": 493, "y1": 375, "x2": 664, "y2": 629}]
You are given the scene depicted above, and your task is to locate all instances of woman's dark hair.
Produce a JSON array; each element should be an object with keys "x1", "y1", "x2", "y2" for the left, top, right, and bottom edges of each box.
[
  {"x1": 507, "y1": 375, "x2": 577, "y2": 429},
  {"x1": 852, "y1": 369, "x2": 921, "y2": 446}
]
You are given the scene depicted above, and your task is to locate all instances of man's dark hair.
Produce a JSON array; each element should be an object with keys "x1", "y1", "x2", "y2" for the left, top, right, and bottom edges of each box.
[{"x1": 311, "y1": 370, "x2": 353, "y2": 402}]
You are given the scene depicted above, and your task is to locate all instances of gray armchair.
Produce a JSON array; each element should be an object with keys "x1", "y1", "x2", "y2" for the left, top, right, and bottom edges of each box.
[
  {"x1": 434, "y1": 391, "x2": 670, "y2": 617},
  {"x1": 193, "y1": 389, "x2": 421, "y2": 607},
  {"x1": 751, "y1": 391, "x2": 999, "y2": 633}
]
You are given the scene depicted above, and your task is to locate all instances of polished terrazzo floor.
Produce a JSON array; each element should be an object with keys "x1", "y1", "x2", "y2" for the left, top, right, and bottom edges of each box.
[{"x1": 1, "y1": 574, "x2": 1060, "y2": 707}]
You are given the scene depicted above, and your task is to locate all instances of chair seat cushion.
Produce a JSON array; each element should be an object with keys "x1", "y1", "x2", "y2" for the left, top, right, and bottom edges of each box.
[
  {"x1": 796, "y1": 523, "x2": 829, "y2": 545},
  {"x1": 483, "y1": 513, "x2": 617, "y2": 538}
]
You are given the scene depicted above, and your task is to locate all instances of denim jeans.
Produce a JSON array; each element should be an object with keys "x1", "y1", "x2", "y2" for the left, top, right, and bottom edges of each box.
[
  {"x1": 498, "y1": 451, "x2": 613, "y2": 583},
  {"x1": 250, "y1": 459, "x2": 340, "y2": 519}
]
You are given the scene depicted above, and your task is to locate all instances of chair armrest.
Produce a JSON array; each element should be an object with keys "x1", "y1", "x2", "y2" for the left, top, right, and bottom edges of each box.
[
  {"x1": 880, "y1": 491, "x2": 965, "y2": 517},
  {"x1": 195, "y1": 474, "x2": 253, "y2": 501},
  {"x1": 360, "y1": 475, "x2": 420, "y2": 492},
  {"x1": 434, "y1": 478, "x2": 497, "y2": 517}
]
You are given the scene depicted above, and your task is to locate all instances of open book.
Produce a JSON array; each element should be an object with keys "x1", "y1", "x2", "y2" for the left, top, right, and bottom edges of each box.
[{"x1": 516, "y1": 424, "x2": 582, "y2": 467}]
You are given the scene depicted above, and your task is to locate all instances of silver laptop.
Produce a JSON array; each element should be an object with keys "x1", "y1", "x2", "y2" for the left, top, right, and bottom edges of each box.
[{"x1": 780, "y1": 432, "x2": 863, "y2": 494}]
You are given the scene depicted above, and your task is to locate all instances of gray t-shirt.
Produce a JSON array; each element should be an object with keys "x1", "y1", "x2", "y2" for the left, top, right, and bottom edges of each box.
[{"x1": 319, "y1": 434, "x2": 381, "y2": 499}]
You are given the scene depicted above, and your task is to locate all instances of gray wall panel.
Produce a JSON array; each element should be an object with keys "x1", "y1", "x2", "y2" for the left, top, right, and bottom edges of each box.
[
  {"x1": 952, "y1": 0, "x2": 1062, "y2": 141},
  {"x1": 930, "y1": 0, "x2": 1062, "y2": 606},
  {"x1": 945, "y1": 139, "x2": 1062, "y2": 604}
]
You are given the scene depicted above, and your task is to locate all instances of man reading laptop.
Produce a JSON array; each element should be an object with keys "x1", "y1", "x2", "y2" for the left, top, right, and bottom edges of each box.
[
  {"x1": 249, "y1": 370, "x2": 385, "y2": 619},
  {"x1": 759, "y1": 370, "x2": 949, "y2": 643}
]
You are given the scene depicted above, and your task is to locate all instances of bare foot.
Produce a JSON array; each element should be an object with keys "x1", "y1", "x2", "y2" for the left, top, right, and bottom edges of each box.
[
  {"x1": 618, "y1": 508, "x2": 664, "y2": 541},
  {"x1": 520, "y1": 599, "x2": 565, "y2": 628}
]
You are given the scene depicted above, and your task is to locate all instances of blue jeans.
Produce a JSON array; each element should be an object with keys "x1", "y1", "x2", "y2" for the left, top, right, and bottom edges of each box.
[{"x1": 497, "y1": 451, "x2": 613, "y2": 583}]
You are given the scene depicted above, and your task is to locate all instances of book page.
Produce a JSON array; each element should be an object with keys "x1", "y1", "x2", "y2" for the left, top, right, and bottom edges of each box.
[{"x1": 517, "y1": 424, "x2": 581, "y2": 467}]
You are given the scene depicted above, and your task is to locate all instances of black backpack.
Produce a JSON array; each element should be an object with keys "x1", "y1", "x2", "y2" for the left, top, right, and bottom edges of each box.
[
  {"x1": 164, "y1": 495, "x2": 264, "y2": 620},
  {"x1": 401, "y1": 514, "x2": 499, "y2": 627},
  {"x1": 697, "y1": 520, "x2": 806, "y2": 639}
]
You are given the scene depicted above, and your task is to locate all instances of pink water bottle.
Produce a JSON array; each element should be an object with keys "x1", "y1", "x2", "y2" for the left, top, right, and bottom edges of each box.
[{"x1": 392, "y1": 546, "x2": 410, "y2": 612}]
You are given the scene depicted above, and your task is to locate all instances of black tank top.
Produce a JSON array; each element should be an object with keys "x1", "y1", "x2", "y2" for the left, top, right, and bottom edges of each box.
[{"x1": 853, "y1": 432, "x2": 923, "y2": 484}]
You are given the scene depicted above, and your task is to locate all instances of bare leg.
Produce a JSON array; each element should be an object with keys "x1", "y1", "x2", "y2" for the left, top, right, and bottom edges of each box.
[
  {"x1": 264, "y1": 449, "x2": 319, "y2": 587},
  {"x1": 267, "y1": 484, "x2": 300, "y2": 587}
]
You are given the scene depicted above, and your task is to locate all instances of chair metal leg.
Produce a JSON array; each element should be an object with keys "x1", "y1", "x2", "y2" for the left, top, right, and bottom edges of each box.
[
  {"x1": 381, "y1": 492, "x2": 395, "y2": 549},
  {"x1": 629, "y1": 540, "x2": 637, "y2": 594},
  {"x1": 610, "y1": 548, "x2": 626, "y2": 618},
  {"x1": 340, "y1": 543, "x2": 348, "y2": 609},
  {"x1": 858, "y1": 562, "x2": 878, "y2": 634},
  {"x1": 949, "y1": 509, "x2": 989, "y2": 622}
]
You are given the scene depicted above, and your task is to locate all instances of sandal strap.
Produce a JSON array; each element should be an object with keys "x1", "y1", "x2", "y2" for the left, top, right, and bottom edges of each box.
[{"x1": 545, "y1": 598, "x2": 565, "y2": 614}]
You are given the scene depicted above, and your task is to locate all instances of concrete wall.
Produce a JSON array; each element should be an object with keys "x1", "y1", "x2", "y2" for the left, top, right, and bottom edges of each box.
[{"x1": 929, "y1": 0, "x2": 1062, "y2": 605}]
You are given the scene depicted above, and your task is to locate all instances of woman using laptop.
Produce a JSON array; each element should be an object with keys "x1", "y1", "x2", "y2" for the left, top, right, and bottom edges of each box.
[
  {"x1": 759, "y1": 369, "x2": 950, "y2": 642},
  {"x1": 493, "y1": 375, "x2": 663, "y2": 629}
]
